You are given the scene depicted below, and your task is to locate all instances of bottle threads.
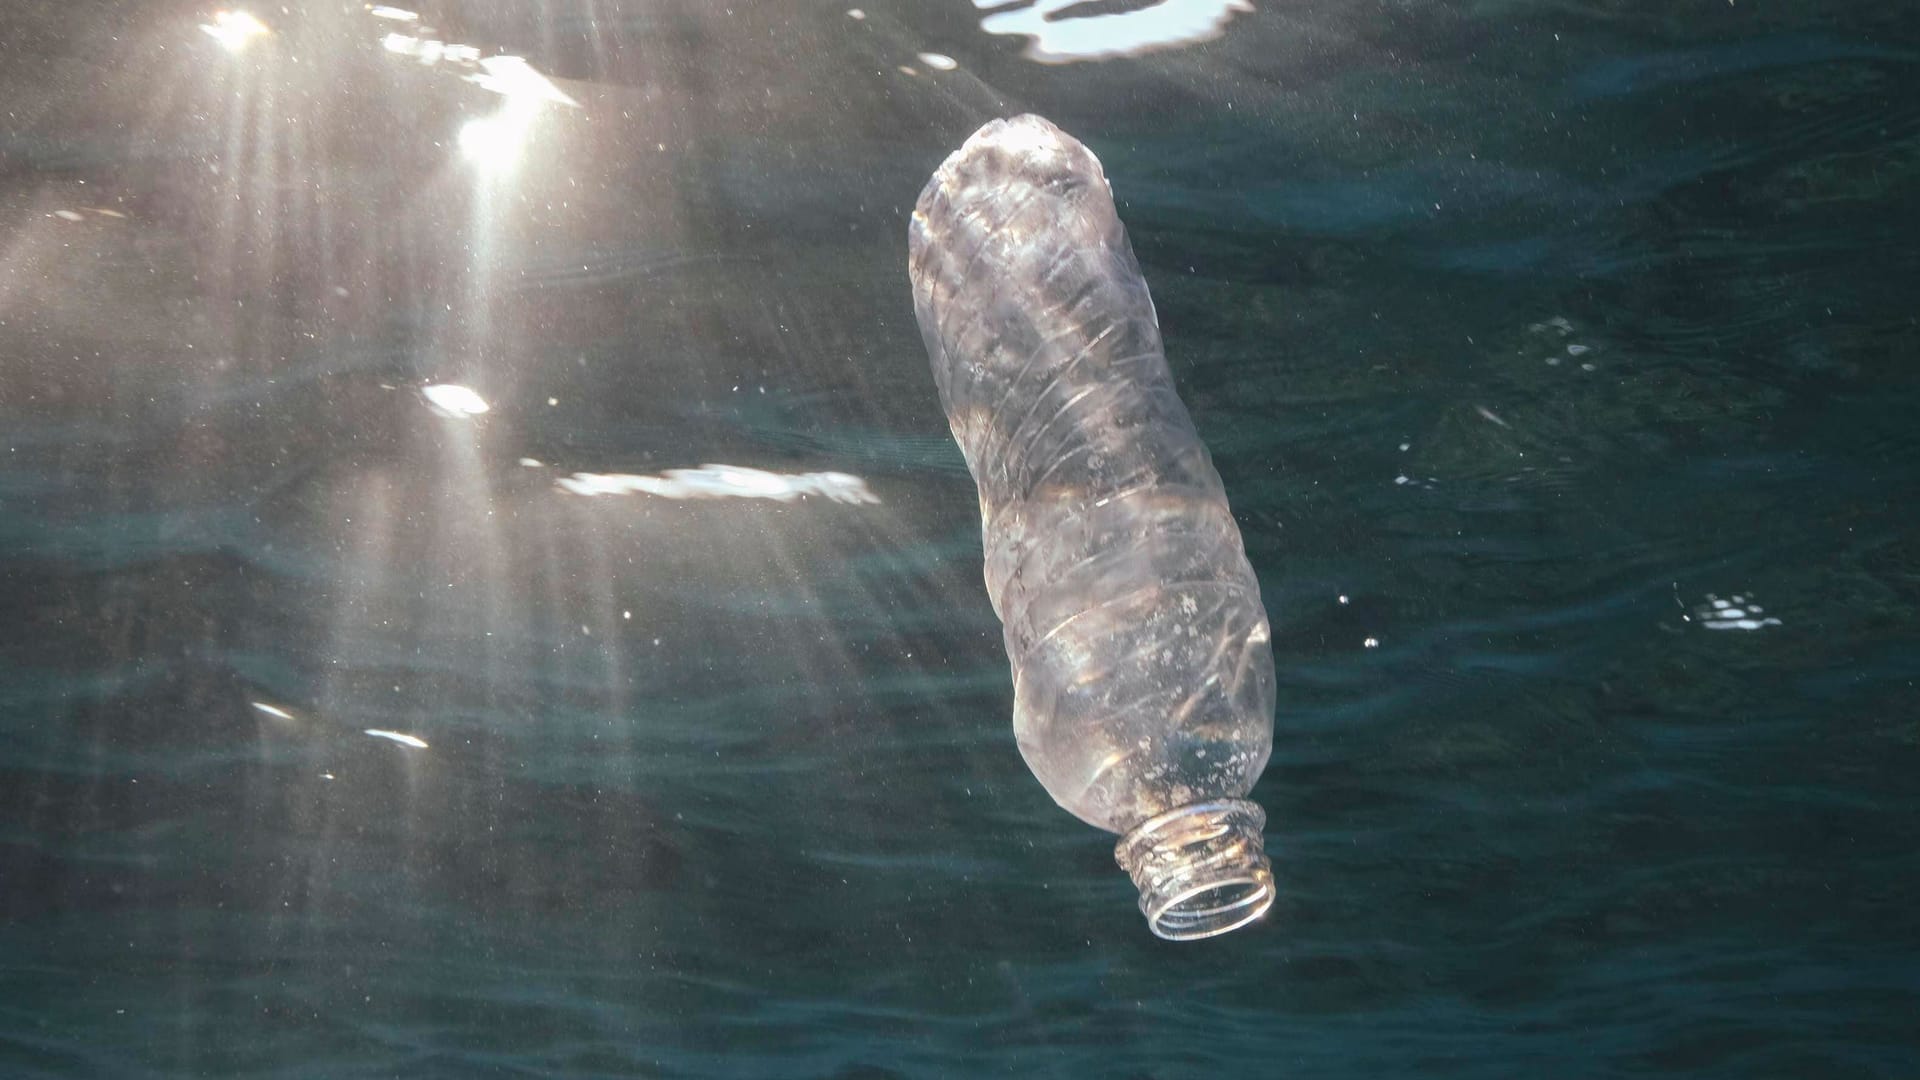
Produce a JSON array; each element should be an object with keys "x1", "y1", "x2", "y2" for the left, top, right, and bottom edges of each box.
[{"x1": 1115, "y1": 798, "x2": 1274, "y2": 941}]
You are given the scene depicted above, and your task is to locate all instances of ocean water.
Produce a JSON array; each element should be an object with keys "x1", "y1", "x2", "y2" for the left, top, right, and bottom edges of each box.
[{"x1": 2, "y1": 1, "x2": 1917, "y2": 1076}]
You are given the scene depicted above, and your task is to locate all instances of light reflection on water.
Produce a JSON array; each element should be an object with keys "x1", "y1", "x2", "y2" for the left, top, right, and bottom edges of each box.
[
  {"x1": 974, "y1": 0, "x2": 1255, "y2": 64},
  {"x1": 555, "y1": 466, "x2": 880, "y2": 505},
  {"x1": 0, "y1": 0, "x2": 1915, "y2": 1075}
]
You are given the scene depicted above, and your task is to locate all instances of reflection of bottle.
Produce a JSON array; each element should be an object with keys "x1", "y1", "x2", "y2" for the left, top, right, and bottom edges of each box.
[{"x1": 908, "y1": 115, "x2": 1276, "y2": 940}]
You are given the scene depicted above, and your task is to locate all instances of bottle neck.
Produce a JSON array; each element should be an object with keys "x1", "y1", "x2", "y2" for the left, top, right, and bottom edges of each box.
[{"x1": 1114, "y1": 798, "x2": 1274, "y2": 941}]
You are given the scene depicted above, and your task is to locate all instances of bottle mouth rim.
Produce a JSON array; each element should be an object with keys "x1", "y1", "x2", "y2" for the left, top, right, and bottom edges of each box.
[
  {"x1": 1116, "y1": 798, "x2": 1275, "y2": 941},
  {"x1": 1146, "y1": 872, "x2": 1275, "y2": 939}
]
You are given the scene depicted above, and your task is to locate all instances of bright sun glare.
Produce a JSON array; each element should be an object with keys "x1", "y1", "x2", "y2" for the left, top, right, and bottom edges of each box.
[
  {"x1": 458, "y1": 108, "x2": 536, "y2": 172},
  {"x1": 199, "y1": 9, "x2": 270, "y2": 52}
]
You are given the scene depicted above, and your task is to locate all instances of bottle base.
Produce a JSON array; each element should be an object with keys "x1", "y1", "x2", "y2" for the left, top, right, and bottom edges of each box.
[{"x1": 1114, "y1": 798, "x2": 1274, "y2": 941}]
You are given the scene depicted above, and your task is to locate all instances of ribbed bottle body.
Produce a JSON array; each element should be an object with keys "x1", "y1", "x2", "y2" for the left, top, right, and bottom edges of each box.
[{"x1": 908, "y1": 115, "x2": 1274, "y2": 837}]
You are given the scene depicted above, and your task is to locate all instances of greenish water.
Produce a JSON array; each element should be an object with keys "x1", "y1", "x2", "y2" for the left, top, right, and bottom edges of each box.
[{"x1": 1, "y1": 1, "x2": 1916, "y2": 1076}]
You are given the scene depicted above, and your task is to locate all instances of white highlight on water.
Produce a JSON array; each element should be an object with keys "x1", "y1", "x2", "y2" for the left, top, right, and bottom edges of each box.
[
  {"x1": 421, "y1": 384, "x2": 490, "y2": 419},
  {"x1": 200, "y1": 10, "x2": 270, "y2": 52},
  {"x1": 556, "y1": 464, "x2": 880, "y2": 505},
  {"x1": 1680, "y1": 590, "x2": 1784, "y2": 632},
  {"x1": 974, "y1": 0, "x2": 1253, "y2": 64},
  {"x1": 365, "y1": 729, "x2": 430, "y2": 749}
]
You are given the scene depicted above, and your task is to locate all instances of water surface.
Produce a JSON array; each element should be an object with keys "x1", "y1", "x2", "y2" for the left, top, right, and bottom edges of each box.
[{"x1": 1, "y1": 1, "x2": 1916, "y2": 1076}]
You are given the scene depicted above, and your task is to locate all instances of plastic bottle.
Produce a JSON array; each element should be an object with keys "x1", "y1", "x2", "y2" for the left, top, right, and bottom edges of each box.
[{"x1": 908, "y1": 115, "x2": 1277, "y2": 940}]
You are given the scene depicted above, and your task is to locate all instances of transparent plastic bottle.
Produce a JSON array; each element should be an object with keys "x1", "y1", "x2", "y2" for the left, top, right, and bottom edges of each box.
[{"x1": 908, "y1": 115, "x2": 1277, "y2": 940}]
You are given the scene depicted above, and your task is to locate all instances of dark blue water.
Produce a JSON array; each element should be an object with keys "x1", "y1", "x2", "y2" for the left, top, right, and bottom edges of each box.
[{"x1": 3, "y1": 1, "x2": 1917, "y2": 1076}]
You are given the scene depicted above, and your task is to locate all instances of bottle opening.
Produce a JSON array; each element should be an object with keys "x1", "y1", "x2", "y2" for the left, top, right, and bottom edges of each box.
[{"x1": 1115, "y1": 798, "x2": 1274, "y2": 941}]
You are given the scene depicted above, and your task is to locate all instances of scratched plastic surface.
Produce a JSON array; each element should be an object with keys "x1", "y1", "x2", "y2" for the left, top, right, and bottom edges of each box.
[{"x1": 908, "y1": 115, "x2": 1275, "y2": 835}]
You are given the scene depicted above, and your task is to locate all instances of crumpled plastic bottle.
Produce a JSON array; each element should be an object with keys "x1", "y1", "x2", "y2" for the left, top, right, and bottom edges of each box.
[{"x1": 908, "y1": 115, "x2": 1277, "y2": 940}]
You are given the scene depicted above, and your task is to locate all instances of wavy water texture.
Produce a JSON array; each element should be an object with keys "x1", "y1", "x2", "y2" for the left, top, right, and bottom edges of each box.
[{"x1": 0, "y1": 0, "x2": 1917, "y2": 1076}]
